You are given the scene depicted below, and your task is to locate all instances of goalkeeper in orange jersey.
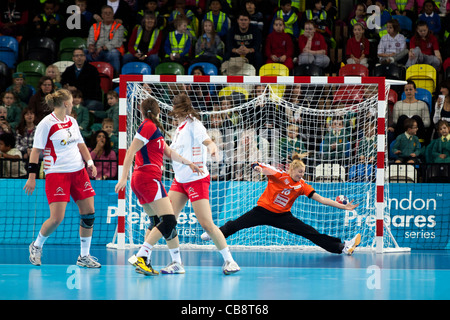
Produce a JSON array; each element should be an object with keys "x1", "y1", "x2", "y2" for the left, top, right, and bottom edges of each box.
[{"x1": 201, "y1": 154, "x2": 361, "y2": 255}]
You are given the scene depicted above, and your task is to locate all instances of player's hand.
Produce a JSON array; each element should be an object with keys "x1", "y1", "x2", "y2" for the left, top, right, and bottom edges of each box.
[
  {"x1": 23, "y1": 178, "x2": 36, "y2": 196},
  {"x1": 87, "y1": 163, "x2": 97, "y2": 178},
  {"x1": 189, "y1": 163, "x2": 204, "y2": 175},
  {"x1": 343, "y1": 200, "x2": 359, "y2": 211},
  {"x1": 115, "y1": 178, "x2": 127, "y2": 193},
  {"x1": 253, "y1": 165, "x2": 262, "y2": 173}
]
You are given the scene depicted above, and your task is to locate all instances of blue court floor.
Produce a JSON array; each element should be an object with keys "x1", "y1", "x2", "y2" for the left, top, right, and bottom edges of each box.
[{"x1": 0, "y1": 245, "x2": 449, "y2": 301}]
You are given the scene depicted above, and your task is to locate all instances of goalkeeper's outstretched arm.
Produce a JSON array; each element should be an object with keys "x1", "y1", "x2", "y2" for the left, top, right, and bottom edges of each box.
[{"x1": 311, "y1": 193, "x2": 359, "y2": 211}]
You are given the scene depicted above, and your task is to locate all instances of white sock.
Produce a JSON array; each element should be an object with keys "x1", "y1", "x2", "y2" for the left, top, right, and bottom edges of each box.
[
  {"x1": 34, "y1": 232, "x2": 48, "y2": 248},
  {"x1": 219, "y1": 246, "x2": 234, "y2": 262},
  {"x1": 80, "y1": 236, "x2": 92, "y2": 257},
  {"x1": 169, "y1": 247, "x2": 182, "y2": 264},
  {"x1": 137, "y1": 242, "x2": 153, "y2": 261}
]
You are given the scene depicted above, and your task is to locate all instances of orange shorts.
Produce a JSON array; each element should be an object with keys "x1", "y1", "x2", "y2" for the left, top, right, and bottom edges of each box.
[
  {"x1": 169, "y1": 175, "x2": 210, "y2": 202},
  {"x1": 45, "y1": 169, "x2": 95, "y2": 204}
]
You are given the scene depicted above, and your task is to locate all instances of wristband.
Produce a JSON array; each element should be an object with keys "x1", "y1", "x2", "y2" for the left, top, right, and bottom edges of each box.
[
  {"x1": 251, "y1": 162, "x2": 260, "y2": 169},
  {"x1": 87, "y1": 160, "x2": 94, "y2": 166},
  {"x1": 27, "y1": 162, "x2": 39, "y2": 175}
]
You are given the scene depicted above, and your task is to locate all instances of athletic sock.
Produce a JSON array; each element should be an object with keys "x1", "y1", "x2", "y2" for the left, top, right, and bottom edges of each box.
[
  {"x1": 34, "y1": 232, "x2": 48, "y2": 248},
  {"x1": 80, "y1": 236, "x2": 92, "y2": 257},
  {"x1": 137, "y1": 242, "x2": 153, "y2": 261},
  {"x1": 219, "y1": 246, "x2": 234, "y2": 262},
  {"x1": 169, "y1": 247, "x2": 182, "y2": 264}
]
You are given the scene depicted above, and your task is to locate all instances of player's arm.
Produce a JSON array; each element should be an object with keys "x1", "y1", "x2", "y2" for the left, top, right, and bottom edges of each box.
[
  {"x1": 115, "y1": 138, "x2": 144, "y2": 193},
  {"x1": 203, "y1": 139, "x2": 218, "y2": 159},
  {"x1": 23, "y1": 147, "x2": 42, "y2": 195},
  {"x1": 164, "y1": 142, "x2": 204, "y2": 174},
  {"x1": 251, "y1": 162, "x2": 280, "y2": 177},
  {"x1": 78, "y1": 143, "x2": 97, "y2": 178},
  {"x1": 311, "y1": 192, "x2": 359, "y2": 211}
]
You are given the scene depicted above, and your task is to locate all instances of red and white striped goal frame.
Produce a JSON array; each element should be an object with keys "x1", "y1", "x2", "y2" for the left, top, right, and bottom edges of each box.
[{"x1": 117, "y1": 75, "x2": 389, "y2": 252}]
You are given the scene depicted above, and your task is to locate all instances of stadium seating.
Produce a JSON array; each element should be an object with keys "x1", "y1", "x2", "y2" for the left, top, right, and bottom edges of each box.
[
  {"x1": 400, "y1": 87, "x2": 433, "y2": 114},
  {"x1": 155, "y1": 62, "x2": 185, "y2": 75},
  {"x1": 25, "y1": 37, "x2": 56, "y2": 66},
  {"x1": 293, "y1": 64, "x2": 324, "y2": 76},
  {"x1": 387, "y1": 164, "x2": 417, "y2": 183},
  {"x1": 0, "y1": 61, "x2": 11, "y2": 91},
  {"x1": 0, "y1": 36, "x2": 19, "y2": 68},
  {"x1": 121, "y1": 62, "x2": 152, "y2": 75},
  {"x1": 372, "y1": 63, "x2": 405, "y2": 80},
  {"x1": 406, "y1": 64, "x2": 436, "y2": 94},
  {"x1": 259, "y1": 63, "x2": 290, "y2": 102},
  {"x1": 53, "y1": 60, "x2": 74, "y2": 73},
  {"x1": 90, "y1": 61, "x2": 113, "y2": 94},
  {"x1": 348, "y1": 164, "x2": 374, "y2": 182},
  {"x1": 16, "y1": 60, "x2": 47, "y2": 90},
  {"x1": 392, "y1": 15, "x2": 413, "y2": 40},
  {"x1": 188, "y1": 62, "x2": 218, "y2": 75},
  {"x1": 338, "y1": 64, "x2": 369, "y2": 77},
  {"x1": 58, "y1": 37, "x2": 87, "y2": 61},
  {"x1": 315, "y1": 164, "x2": 346, "y2": 182}
]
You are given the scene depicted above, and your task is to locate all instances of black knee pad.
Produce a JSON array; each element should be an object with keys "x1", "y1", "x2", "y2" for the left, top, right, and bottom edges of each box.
[
  {"x1": 156, "y1": 215, "x2": 177, "y2": 241},
  {"x1": 147, "y1": 215, "x2": 161, "y2": 231},
  {"x1": 80, "y1": 213, "x2": 95, "y2": 229}
]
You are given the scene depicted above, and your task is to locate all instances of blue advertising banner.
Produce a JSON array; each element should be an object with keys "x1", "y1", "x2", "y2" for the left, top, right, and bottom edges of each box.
[{"x1": 0, "y1": 180, "x2": 448, "y2": 249}]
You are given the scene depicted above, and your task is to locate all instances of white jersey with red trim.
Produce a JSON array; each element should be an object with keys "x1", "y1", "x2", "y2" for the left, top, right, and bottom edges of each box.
[
  {"x1": 33, "y1": 113, "x2": 85, "y2": 174},
  {"x1": 169, "y1": 116, "x2": 210, "y2": 183}
]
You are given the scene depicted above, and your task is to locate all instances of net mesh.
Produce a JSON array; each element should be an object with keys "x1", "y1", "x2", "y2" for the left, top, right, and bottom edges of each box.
[{"x1": 115, "y1": 77, "x2": 401, "y2": 251}]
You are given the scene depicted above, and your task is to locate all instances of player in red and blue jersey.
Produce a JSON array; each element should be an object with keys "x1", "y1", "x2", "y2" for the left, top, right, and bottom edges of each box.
[{"x1": 115, "y1": 97, "x2": 202, "y2": 276}]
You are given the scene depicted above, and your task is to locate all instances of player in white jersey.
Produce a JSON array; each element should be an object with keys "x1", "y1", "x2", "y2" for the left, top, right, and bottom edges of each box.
[
  {"x1": 166, "y1": 93, "x2": 240, "y2": 275},
  {"x1": 24, "y1": 89, "x2": 100, "y2": 268}
]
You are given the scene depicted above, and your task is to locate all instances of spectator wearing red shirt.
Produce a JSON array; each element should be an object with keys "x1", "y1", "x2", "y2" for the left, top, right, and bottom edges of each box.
[
  {"x1": 406, "y1": 21, "x2": 442, "y2": 70},
  {"x1": 265, "y1": 18, "x2": 294, "y2": 70},
  {"x1": 345, "y1": 22, "x2": 369, "y2": 68},
  {"x1": 298, "y1": 21, "x2": 330, "y2": 69}
]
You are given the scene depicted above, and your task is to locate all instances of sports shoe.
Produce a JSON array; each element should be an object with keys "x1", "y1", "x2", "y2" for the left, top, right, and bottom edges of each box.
[
  {"x1": 201, "y1": 231, "x2": 211, "y2": 241},
  {"x1": 343, "y1": 233, "x2": 361, "y2": 255},
  {"x1": 29, "y1": 241, "x2": 42, "y2": 266},
  {"x1": 128, "y1": 254, "x2": 159, "y2": 276},
  {"x1": 77, "y1": 255, "x2": 101, "y2": 268},
  {"x1": 160, "y1": 261, "x2": 185, "y2": 274},
  {"x1": 222, "y1": 260, "x2": 240, "y2": 275}
]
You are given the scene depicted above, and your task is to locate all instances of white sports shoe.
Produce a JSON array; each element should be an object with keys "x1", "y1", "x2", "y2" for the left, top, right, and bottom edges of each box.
[
  {"x1": 29, "y1": 241, "x2": 42, "y2": 266},
  {"x1": 343, "y1": 233, "x2": 361, "y2": 255},
  {"x1": 201, "y1": 231, "x2": 211, "y2": 241},
  {"x1": 160, "y1": 261, "x2": 185, "y2": 274},
  {"x1": 222, "y1": 260, "x2": 240, "y2": 275},
  {"x1": 77, "y1": 255, "x2": 101, "y2": 268}
]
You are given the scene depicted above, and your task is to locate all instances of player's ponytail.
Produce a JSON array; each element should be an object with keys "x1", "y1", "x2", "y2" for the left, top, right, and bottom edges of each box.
[
  {"x1": 169, "y1": 92, "x2": 200, "y2": 120},
  {"x1": 45, "y1": 89, "x2": 72, "y2": 110},
  {"x1": 140, "y1": 97, "x2": 168, "y2": 137},
  {"x1": 290, "y1": 152, "x2": 307, "y2": 170}
]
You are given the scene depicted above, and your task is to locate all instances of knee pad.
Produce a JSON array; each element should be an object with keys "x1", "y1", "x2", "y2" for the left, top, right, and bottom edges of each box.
[
  {"x1": 80, "y1": 213, "x2": 95, "y2": 229},
  {"x1": 147, "y1": 215, "x2": 161, "y2": 231},
  {"x1": 156, "y1": 215, "x2": 177, "y2": 241}
]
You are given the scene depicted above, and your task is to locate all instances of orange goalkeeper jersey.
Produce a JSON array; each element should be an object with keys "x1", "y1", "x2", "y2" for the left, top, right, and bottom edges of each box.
[{"x1": 256, "y1": 163, "x2": 315, "y2": 213}]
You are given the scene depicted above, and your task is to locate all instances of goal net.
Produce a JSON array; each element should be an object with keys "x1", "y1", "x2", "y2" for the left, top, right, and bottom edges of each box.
[{"x1": 108, "y1": 75, "x2": 410, "y2": 253}]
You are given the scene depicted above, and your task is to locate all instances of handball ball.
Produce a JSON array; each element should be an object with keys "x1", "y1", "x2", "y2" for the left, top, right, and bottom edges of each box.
[{"x1": 336, "y1": 195, "x2": 349, "y2": 205}]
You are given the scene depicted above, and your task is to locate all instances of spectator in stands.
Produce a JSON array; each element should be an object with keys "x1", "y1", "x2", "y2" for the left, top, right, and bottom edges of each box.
[
  {"x1": 123, "y1": 12, "x2": 163, "y2": 72},
  {"x1": 345, "y1": 22, "x2": 369, "y2": 68},
  {"x1": 433, "y1": 82, "x2": 450, "y2": 125},
  {"x1": 27, "y1": 76, "x2": 55, "y2": 122},
  {"x1": 321, "y1": 115, "x2": 351, "y2": 160},
  {"x1": 15, "y1": 107, "x2": 38, "y2": 160},
  {"x1": 297, "y1": 21, "x2": 330, "y2": 69},
  {"x1": 225, "y1": 11, "x2": 263, "y2": 71},
  {"x1": 137, "y1": 0, "x2": 166, "y2": 29},
  {"x1": 265, "y1": 17, "x2": 295, "y2": 71},
  {"x1": 0, "y1": 132, "x2": 26, "y2": 178},
  {"x1": 163, "y1": 16, "x2": 192, "y2": 67},
  {"x1": 358, "y1": 122, "x2": 377, "y2": 163},
  {"x1": 388, "y1": 0, "x2": 415, "y2": 20},
  {"x1": 0, "y1": 0, "x2": 29, "y2": 42},
  {"x1": 1, "y1": 91, "x2": 22, "y2": 130},
  {"x1": 272, "y1": 0, "x2": 300, "y2": 38},
  {"x1": 101, "y1": 118, "x2": 118, "y2": 154},
  {"x1": 377, "y1": 19, "x2": 409, "y2": 64},
  {"x1": 300, "y1": 0, "x2": 330, "y2": 38},
  {"x1": 279, "y1": 123, "x2": 307, "y2": 165},
  {"x1": 6, "y1": 72, "x2": 33, "y2": 105},
  {"x1": 168, "y1": 0, "x2": 198, "y2": 39},
  {"x1": 91, "y1": 0, "x2": 134, "y2": 33},
  {"x1": 89, "y1": 130, "x2": 117, "y2": 180},
  {"x1": 390, "y1": 80, "x2": 431, "y2": 143},
  {"x1": 31, "y1": 0, "x2": 63, "y2": 41},
  {"x1": 45, "y1": 64, "x2": 62, "y2": 89},
  {"x1": 0, "y1": 106, "x2": 12, "y2": 135},
  {"x1": 235, "y1": 128, "x2": 269, "y2": 181},
  {"x1": 86, "y1": 5, "x2": 125, "y2": 75},
  {"x1": 373, "y1": 0, "x2": 391, "y2": 39},
  {"x1": 431, "y1": 120, "x2": 450, "y2": 163},
  {"x1": 188, "y1": 66, "x2": 211, "y2": 111},
  {"x1": 349, "y1": 3, "x2": 367, "y2": 32},
  {"x1": 61, "y1": 48, "x2": 103, "y2": 111},
  {"x1": 91, "y1": 90, "x2": 119, "y2": 134},
  {"x1": 203, "y1": 0, "x2": 230, "y2": 40},
  {"x1": 392, "y1": 118, "x2": 423, "y2": 164},
  {"x1": 406, "y1": 21, "x2": 442, "y2": 70},
  {"x1": 192, "y1": 18, "x2": 224, "y2": 70},
  {"x1": 244, "y1": 0, "x2": 264, "y2": 32},
  {"x1": 72, "y1": 90, "x2": 91, "y2": 139},
  {"x1": 419, "y1": 0, "x2": 441, "y2": 35}
]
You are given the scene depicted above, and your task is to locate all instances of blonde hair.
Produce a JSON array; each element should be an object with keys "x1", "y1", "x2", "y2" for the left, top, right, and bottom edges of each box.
[
  {"x1": 46, "y1": 64, "x2": 61, "y2": 83},
  {"x1": 45, "y1": 89, "x2": 72, "y2": 110},
  {"x1": 289, "y1": 153, "x2": 307, "y2": 171}
]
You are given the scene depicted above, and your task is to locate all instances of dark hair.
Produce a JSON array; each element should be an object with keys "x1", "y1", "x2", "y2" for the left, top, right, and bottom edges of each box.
[
  {"x1": 404, "y1": 117, "x2": 417, "y2": 130},
  {"x1": 92, "y1": 130, "x2": 112, "y2": 156},
  {"x1": 0, "y1": 132, "x2": 16, "y2": 148},
  {"x1": 406, "y1": 79, "x2": 416, "y2": 89},
  {"x1": 140, "y1": 97, "x2": 168, "y2": 137},
  {"x1": 16, "y1": 107, "x2": 38, "y2": 136},
  {"x1": 169, "y1": 93, "x2": 200, "y2": 120}
]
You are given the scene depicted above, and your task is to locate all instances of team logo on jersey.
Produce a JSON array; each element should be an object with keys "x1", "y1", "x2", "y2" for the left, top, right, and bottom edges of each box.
[{"x1": 60, "y1": 128, "x2": 75, "y2": 146}]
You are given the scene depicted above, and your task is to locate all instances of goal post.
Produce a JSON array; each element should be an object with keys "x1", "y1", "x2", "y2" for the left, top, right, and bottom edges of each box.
[{"x1": 107, "y1": 74, "x2": 410, "y2": 254}]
